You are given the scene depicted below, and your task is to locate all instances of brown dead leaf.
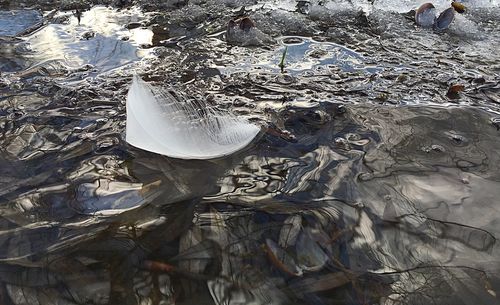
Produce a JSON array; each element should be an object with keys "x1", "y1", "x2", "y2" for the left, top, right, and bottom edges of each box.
[
  {"x1": 452, "y1": 1, "x2": 466, "y2": 14},
  {"x1": 447, "y1": 84, "x2": 465, "y2": 99}
]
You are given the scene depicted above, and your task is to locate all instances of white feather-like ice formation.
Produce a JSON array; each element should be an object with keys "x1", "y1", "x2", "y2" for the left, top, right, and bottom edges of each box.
[{"x1": 126, "y1": 76, "x2": 260, "y2": 159}]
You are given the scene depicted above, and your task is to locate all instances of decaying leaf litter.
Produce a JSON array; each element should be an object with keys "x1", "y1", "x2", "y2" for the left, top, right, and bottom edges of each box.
[{"x1": 1, "y1": 0, "x2": 500, "y2": 304}]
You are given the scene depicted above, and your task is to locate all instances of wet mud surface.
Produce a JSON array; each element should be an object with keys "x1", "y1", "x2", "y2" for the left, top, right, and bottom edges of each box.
[{"x1": 1, "y1": 0, "x2": 500, "y2": 304}]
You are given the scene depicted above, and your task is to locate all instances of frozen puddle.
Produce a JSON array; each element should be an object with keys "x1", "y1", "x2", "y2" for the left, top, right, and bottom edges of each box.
[
  {"x1": 218, "y1": 36, "x2": 380, "y2": 75},
  {"x1": 25, "y1": 6, "x2": 153, "y2": 76},
  {"x1": 277, "y1": 37, "x2": 380, "y2": 74}
]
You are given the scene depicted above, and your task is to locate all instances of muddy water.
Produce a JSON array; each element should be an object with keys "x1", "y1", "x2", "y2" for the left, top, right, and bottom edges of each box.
[{"x1": 1, "y1": 1, "x2": 500, "y2": 305}]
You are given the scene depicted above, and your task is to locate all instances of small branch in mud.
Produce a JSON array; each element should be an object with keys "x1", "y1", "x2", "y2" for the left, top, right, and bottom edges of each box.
[
  {"x1": 376, "y1": 264, "x2": 490, "y2": 277},
  {"x1": 144, "y1": 260, "x2": 175, "y2": 273},
  {"x1": 143, "y1": 260, "x2": 218, "y2": 282}
]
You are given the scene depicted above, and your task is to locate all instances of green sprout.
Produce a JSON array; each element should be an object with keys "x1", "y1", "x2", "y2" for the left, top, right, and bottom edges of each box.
[{"x1": 279, "y1": 46, "x2": 288, "y2": 73}]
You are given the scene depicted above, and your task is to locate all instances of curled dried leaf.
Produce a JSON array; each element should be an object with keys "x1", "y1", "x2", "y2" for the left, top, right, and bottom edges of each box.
[
  {"x1": 415, "y1": 3, "x2": 436, "y2": 28},
  {"x1": 434, "y1": 7, "x2": 455, "y2": 30},
  {"x1": 452, "y1": 1, "x2": 466, "y2": 14},
  {"x1": 238, "y1": 17, "x2": 256, "y2": 31},
  {"x1": 228, "y1": 16, "x2": 256, "y2": 33}
]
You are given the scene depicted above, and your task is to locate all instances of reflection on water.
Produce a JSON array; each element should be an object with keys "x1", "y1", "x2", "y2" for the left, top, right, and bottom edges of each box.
[{"x1": 1, "y1": 1, "x2": 500, "y2": 305}]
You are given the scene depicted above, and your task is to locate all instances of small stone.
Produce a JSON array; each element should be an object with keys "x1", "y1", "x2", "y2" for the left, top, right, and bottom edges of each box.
[
  {"x1": 126, "y1": 22, "x2": 142, "y2": 30},
  {"x1": 296, "y1": 1, "x2": 310, "y2": 14},
  {"x1": 431, "y1": 144, "x2": 445, "y2": 152},
  {"x1": 81, "y1": 31, "x2": 95, "y2": 40},
  {"x1": 334, "y1": 137, "x2": 350, "y2": 150},
  {"x1": 396, "y1": 74, "x2": 408, "y2": 83}
]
